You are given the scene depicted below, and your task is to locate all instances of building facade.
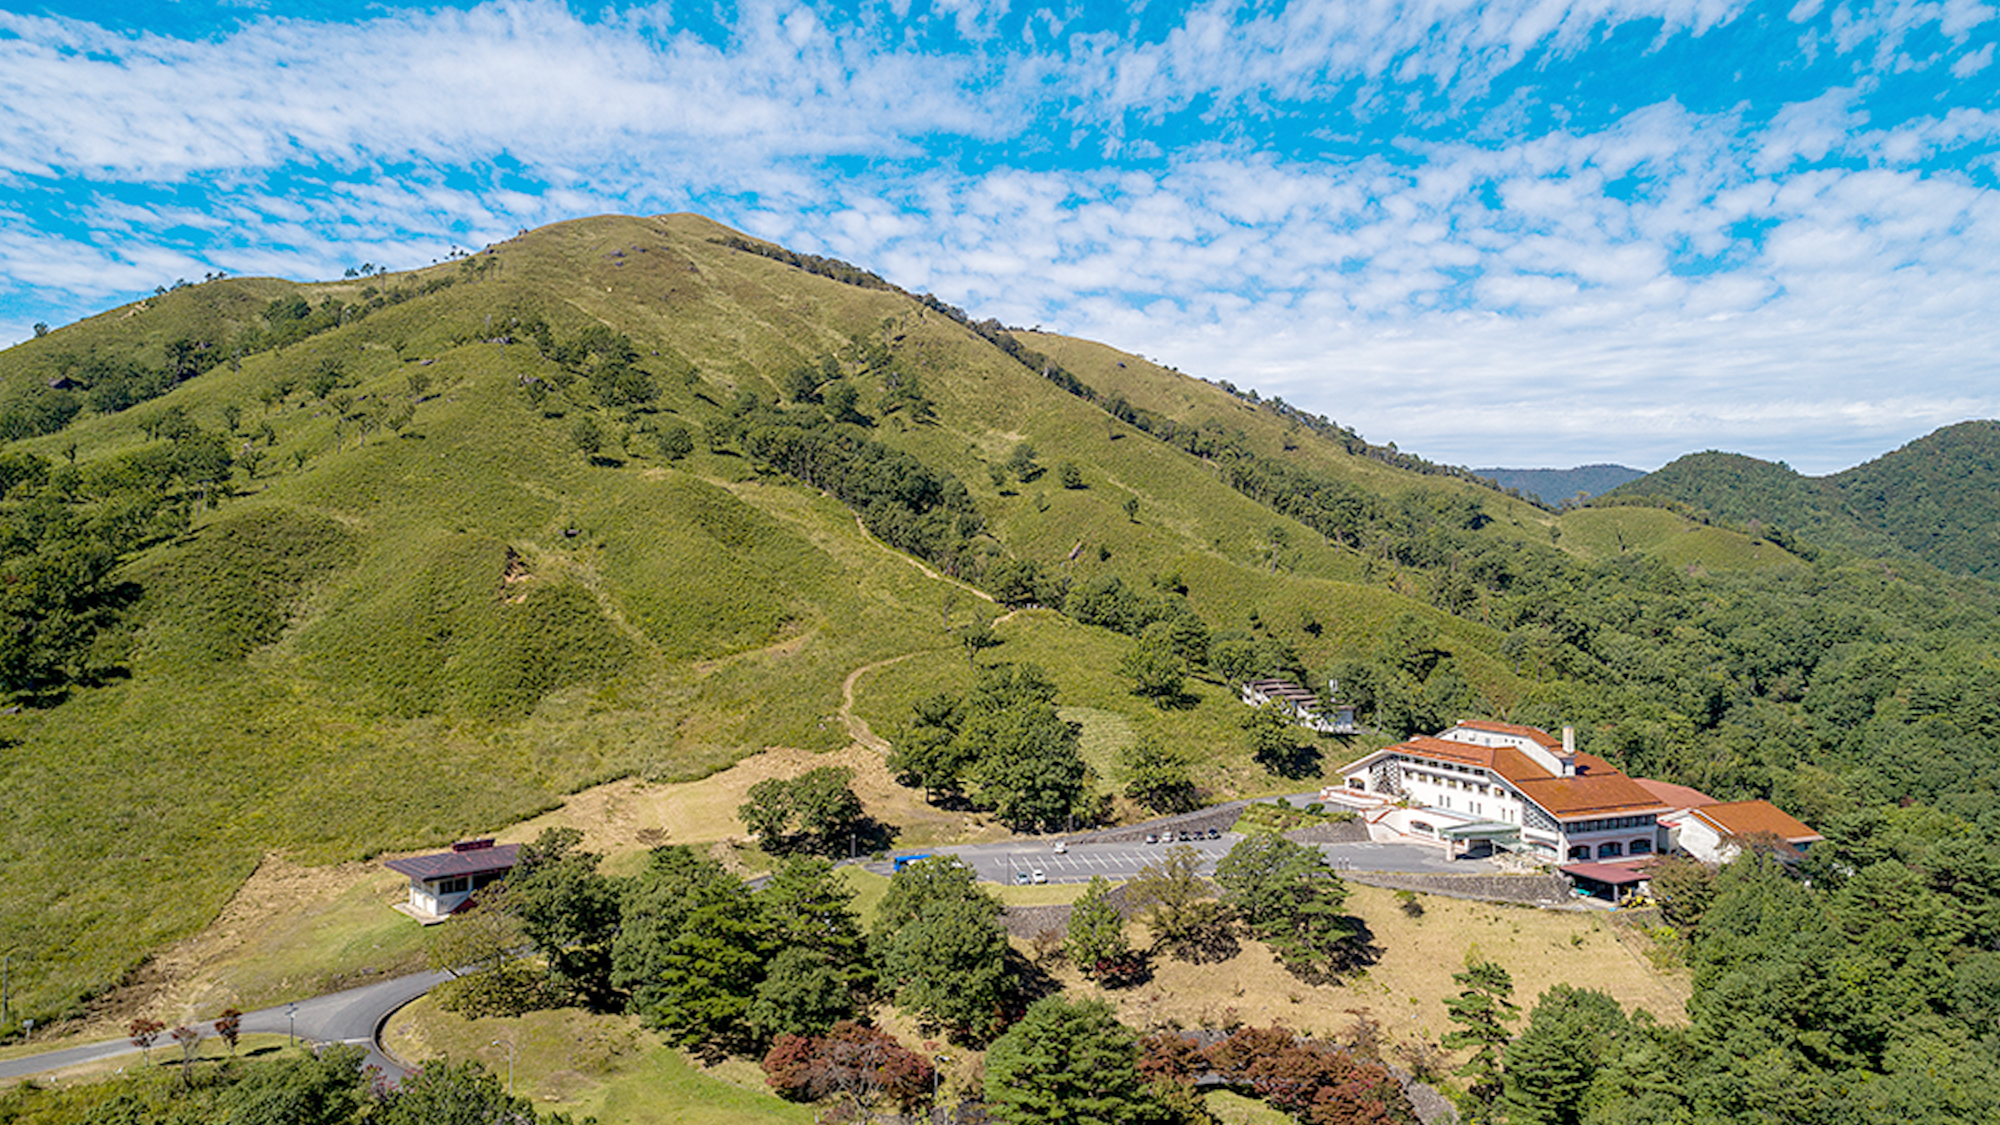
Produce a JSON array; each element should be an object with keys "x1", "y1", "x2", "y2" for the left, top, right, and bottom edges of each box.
[{"x1": 1325, "y1": 720, "x2": 1670, "y2": 862}]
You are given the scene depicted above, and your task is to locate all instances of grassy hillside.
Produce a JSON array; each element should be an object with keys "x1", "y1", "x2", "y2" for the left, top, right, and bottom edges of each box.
[
  {"x1": 4, "y1": 210, "x2": 1997, "y2": 1053},
  {"x1": 0, "y1": 214, "x2": 1561, "y2": 1022}
]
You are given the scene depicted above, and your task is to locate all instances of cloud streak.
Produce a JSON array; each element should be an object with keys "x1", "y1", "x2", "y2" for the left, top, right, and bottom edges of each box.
[{"x1": 0, "y1": 0, "x2": 1994, "y2": 473}]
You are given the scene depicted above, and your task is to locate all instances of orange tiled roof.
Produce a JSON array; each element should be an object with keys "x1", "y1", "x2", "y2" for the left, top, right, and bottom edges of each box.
[
  {"x1": 1634, "y1": 778, "x2": 1720, "y2": 810},
  {"x1": 1692, "y1": 800, "x2": 1821, "y2": 843},
  {"x1": 1382, "y1": 734, "x2": 1669, "y2": 820}
]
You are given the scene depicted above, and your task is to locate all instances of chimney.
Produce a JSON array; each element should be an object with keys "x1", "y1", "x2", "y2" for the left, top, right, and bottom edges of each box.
[{"x1": 1560, "y1": 726, "x2": 1577, "y2": 777}]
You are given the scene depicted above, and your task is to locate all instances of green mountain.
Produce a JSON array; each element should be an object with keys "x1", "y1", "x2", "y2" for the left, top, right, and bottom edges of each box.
[
  {"x1": 1475, "y1": 464, "x2": 1644, "y2": 506},
  {"x1": 1605, "y1": 420, "x2": 2000, "y2": 576},
  {"x1": 1, "y1": 211, "x2": 1996, "y2": 1059}
]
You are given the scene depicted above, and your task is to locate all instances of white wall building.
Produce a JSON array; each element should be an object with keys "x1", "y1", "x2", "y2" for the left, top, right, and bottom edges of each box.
[{"x1": 1324, "y1": 720, "x2": 1669, "y2": 863}]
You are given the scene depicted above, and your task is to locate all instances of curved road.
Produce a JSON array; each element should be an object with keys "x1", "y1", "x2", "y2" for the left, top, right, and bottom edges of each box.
[
  {"x1": 2, "y1": 793, "x2": 1483, "y2": 1084},
  {"x1": 0, "y1": 969, "x2": 452, "y2": 1083}
]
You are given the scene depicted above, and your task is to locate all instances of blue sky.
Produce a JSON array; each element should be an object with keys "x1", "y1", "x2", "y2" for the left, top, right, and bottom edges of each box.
[{"x1": 2, "y1": 2, "x2": 1996, "y2": 473}]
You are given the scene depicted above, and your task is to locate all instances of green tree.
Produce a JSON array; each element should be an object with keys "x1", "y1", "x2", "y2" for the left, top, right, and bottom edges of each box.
[
  {"x1": 654, "y1": 422, "x2": 694, "y2": 460},
  {"x1": 1129, "y1": 844, "x2": 1235, "y2": 962},
  {"x1": 748, "y1": 945, "x2": 858, "y2": 1041},
  {"x1": 614, "y1": 845, "x2": 772, "y2": 1050},
  {"x1": 1007, "y1": 441, "x2": 1041, "y2": 481},
  {"x1": 1119, "y1": 738, "x2": 1199, "y2": 814},
  {"x1": 958, "y1": 617, "x2": 1001, "y2": 667},
  {"x1": 1067, "y1": 876, "x2": 1132, "y2": 980},
  {"x1": 873, "y1": 857, "x2": 1008, "y2": 1038},
  {"x1": 1501, "y1": 985, "x2": 1631, "y2": 1125},
  {"x1": 1058, "y1": 461, "x2": 1085, "y2": 489},
  {"x1": 571, "y1": 414, "x2": 603, "y2": 457},
  {"x1": 507, "y1": 826, "x2": 621, "y2": 1006},
  {"x1": 1442, "y1": 960, "x2": 1516, "y2": 1122},
  {"x1": 377, "y1": 1058, "x2": 537, "y2": 1125},
  {"x1": 739, "y1": 767, "x2": 863, "y2": 854},
  {"x1": 1121, "y1": 625, "x2": 1188, "y2": 706},
  {"x1": 1214, "y1": 832, "x2": 1359, "y2": 980},
  {"x1": 759, "y1": 856, "x2": 872, "y2": 993},
  {"x1": 888, "y1": 691, "x2": 972, "y2": 801},
  {"x1": 984, "y1": 996, "x2": 1159, "y2": 1125}
]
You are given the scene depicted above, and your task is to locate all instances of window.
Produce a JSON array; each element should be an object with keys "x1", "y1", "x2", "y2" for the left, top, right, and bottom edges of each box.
[
  {"x1": 1597, "y1": 842, "x2": 1623, "y2": 859},
  {"x1": 1629, "y1": 839, "x2": 1652, "y2": 855},
  {"x1": 1348, "y1": 777, "x2": 1365, "y2": 790},
  {"x1": 437, "y1": 876, "x2": 469, "y2": 894},
  {"x1": 1412, "y1": 821, "x2": 1436, "y2": 836},
  {"x1": 1568, "y1": 845, "x2": 1590, "y2": 861}
]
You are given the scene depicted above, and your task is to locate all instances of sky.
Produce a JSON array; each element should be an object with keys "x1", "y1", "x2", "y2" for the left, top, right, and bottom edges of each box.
[{"x1": 2, "y1": 2, "x2": 1996, "y2": 474}]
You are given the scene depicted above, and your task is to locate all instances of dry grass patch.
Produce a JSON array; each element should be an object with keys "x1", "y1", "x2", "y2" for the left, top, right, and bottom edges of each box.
[{"x1": 1058, "y1": 884, "x2": 1687, "y2": 1056}]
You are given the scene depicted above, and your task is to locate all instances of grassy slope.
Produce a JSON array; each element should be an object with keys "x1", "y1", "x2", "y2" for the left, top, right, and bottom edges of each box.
[{"x1": 0, "y1": 211, "x2": 1701, "y2": 1023}]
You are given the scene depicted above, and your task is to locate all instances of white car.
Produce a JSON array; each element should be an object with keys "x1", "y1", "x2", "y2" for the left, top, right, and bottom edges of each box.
[
  {"x1": 1052, "y1": 841, "x2": 1068, "y2": 853},
  {"x1": 1031, "y1": 869, "x2": 1047, "y2": 884}
]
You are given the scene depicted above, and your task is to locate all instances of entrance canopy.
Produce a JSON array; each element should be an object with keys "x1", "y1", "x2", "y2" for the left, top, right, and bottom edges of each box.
[{"x1": 1440, "y1": 821, "x2": 1521, "y2": 844}]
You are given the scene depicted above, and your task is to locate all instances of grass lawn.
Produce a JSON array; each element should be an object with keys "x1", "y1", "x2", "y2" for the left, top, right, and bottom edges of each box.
[{"x1": 382, "y1": 997, "x2": 813, "y2": 1125}]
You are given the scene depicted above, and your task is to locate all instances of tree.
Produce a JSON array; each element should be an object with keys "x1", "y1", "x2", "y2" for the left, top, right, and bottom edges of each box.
[
  {"x1": 637, "y1": 871, "x2": 774, "y2": 1054},
  {"x1": 571, "y1": 415, "x2": 603, "y2": 457},
  {"x1": 128, "y1": 1016, "x2": 165, "y2": 1062},
  {"x1": 655, "y1": 422, "x2": 694, "y2": 461},
  {"x1": 750, "y1": 856, "x2": 873, "y2": 1037},
  {"x1": 214, "y1": 1007, "x2": 242, "y2": 1055},
  {"x1": 1007, "y1": 442, "x2": 1041, "y2": 481},
  {"x1": 1214, "y1": 832, "x2": 1361, "y2": 980},
  {"x1": 1119, "y1": 738, "x2": 1200, "y2": 814},
  {"x1": 1442, "y1": 960, "x2": 1516, "y2": 1122},
  {"x1": 1129, "y1": 844, "x2": 1235, "y2": 962},
  {"x1": 614, "y1": 844, "x2": 772, "y2": 1051},
  {"x1": 1121, "y1": 625, "x2": 1189, "y2": 706},
  {"x1": 984, "y1": 996, "x2": 1159, "y2": 1125},
  {"x1": 738, "y1": 767, "x2": 864, "y2": 854},
  {"x1": 171, "y1": 1024, "x2": 200, "y2": 1082},
  {"x1": 1122, "y1": 495, "x2": 1140, "y2": 522},
  {"x1": 764, "y1": 1021, "x2": 936, "y2": 1121},
  {"x1": 1501, "y1": 986, "x2": 1631, "y2": 1125},
  {"x1": 1203, "y1": 1026, "x2": 1416, "y2": 1125},
  {"x1": 1058, "y1": 461, "x2": 1085, "y2": 489},
  {"x1": 888, "y1": 691, "x2": 972, "y2": 800},
  {"x1": 958, "y1": 618, "x2": 1001, "y2": 667},
  {"x1": 1242, "y1": 702, "x2": 1321, "y2": 779},
  {"x1": 1068, "y1": 876, "x2": 1133, "y2": 981},
  {"x1": 873, "y1": 857, "x2": 1008, "y2": 1038},
  {"x1": 376, "y1": 1058, "x2": 539, "y2": 1125},
  {"x1": 507, "y1": 826, "x2": 621, "y2": 1006}
]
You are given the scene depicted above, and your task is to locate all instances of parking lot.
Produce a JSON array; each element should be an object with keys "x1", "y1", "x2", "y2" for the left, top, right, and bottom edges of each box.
[{"x1": 865, "y1": 830, "x2": 1497, "y2": 885}]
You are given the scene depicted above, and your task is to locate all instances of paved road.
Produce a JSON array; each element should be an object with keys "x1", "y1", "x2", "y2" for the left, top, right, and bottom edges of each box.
[
  {"x1": 867, "y1": 822, "x2": 1494, "y2": 885},
  {"x1": 0, "y1": 969, "x2": 452, "y2": 1083}
]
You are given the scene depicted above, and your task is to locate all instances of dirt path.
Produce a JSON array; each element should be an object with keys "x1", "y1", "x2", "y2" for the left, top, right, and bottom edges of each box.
[
  {"x1": 850, "y1": 512, "x2": 993, "y2": 600},
  {"x1": 839, "y1": 652, "x2": 925, "y2": 752}
]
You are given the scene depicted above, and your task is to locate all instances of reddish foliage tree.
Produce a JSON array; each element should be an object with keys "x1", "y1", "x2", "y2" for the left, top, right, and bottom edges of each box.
[
  {"x1": 213, "y1": 1007, "x2": 243, "y2": 1055},
  {"x1": 127, "y1": 1017, "x2": 165, "y2": 1062},
  {"x1": 1137, "y1": 1031, "x2": 1208, "y2": 1086},
  {"x1": 1204, "y1": 1025, "x2": 1416, "y2": 1125},
  {"x1": 762, "y1": 1021, "x2": 935, "y2": 1119}
]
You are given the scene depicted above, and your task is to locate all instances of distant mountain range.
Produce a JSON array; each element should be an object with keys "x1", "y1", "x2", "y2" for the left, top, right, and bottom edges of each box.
[
  {"x1": 1475, "y1": 464, "x2": 1645, "y2": 505},
  {"x1": 1604, "y1": 420, "x2": 2000, "y2": 578}
]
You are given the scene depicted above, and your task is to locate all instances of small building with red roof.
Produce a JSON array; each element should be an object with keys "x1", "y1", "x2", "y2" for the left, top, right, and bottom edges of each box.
[
  {"x1": 1675, "y1": 800, "x2": 1824, "y2": 864},
  {"x1": 383, "y1": 838, "x2": 520, "y2": 923}
]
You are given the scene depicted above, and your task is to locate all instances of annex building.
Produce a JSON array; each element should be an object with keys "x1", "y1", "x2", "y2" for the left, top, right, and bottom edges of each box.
[{"x1": 383, "y1": 838, "x2": 519, "y2": 923}]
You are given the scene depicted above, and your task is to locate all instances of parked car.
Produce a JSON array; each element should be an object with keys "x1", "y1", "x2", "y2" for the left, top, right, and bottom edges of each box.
[
  {"x1": 1207, "y1": 828, "x2": 1221, "y2": 839},
  {"x1": 1145, "y1": 833, "x2": 1159, "y2": 844},
  {"x1": 1031, "y1": 869, "x2": 1047, "y2": 884},
  {"x1": 1015, "y1": 870, "x2": 1031, "y2": 885},
  {"x1": 1052, "y1": 841, "x2": 1068, "y2": 853}
]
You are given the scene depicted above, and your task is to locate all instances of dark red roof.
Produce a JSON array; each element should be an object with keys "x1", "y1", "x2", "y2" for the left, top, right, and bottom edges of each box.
[
  {"x1": 384, "y1": 842, "x2": 520, "y2": 881},
  {"x1": 1561, "y1": 862, "x2": 1650, "y2": 885}
]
